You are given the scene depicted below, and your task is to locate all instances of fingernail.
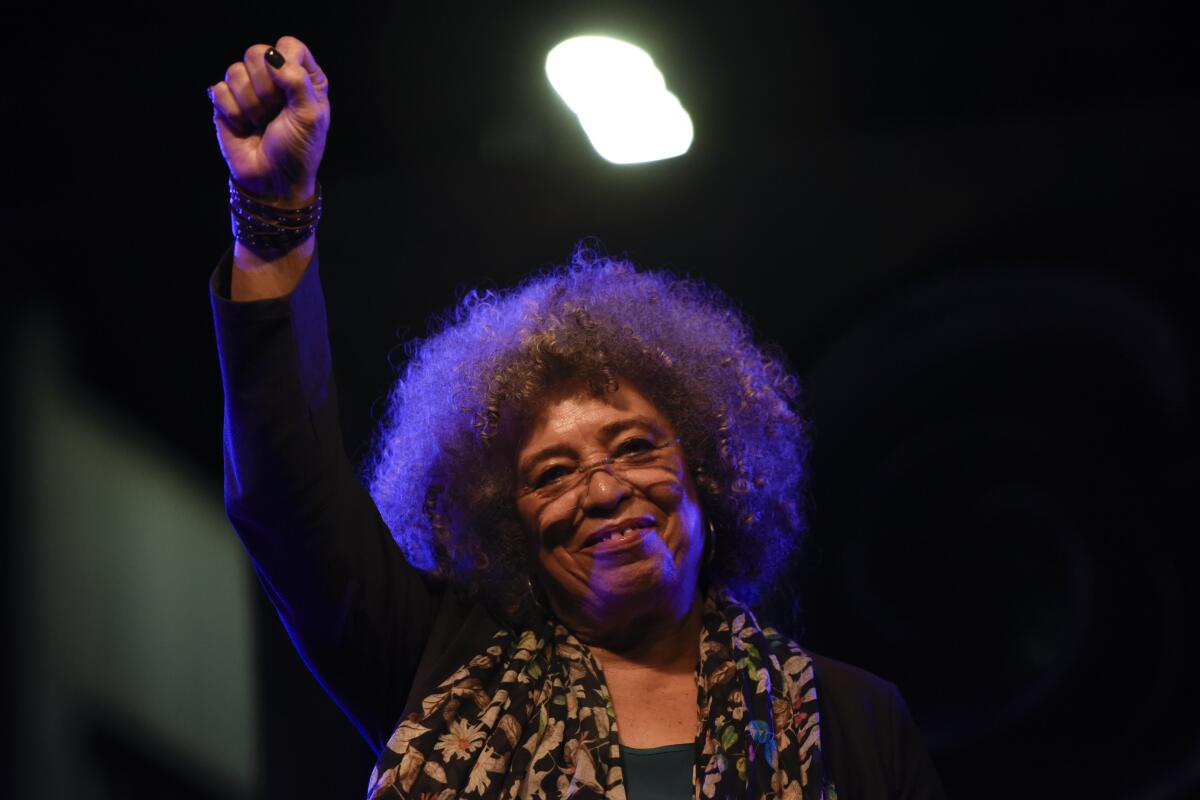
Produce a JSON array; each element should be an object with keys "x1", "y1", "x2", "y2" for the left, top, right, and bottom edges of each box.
[{"x1": 265, "y1": 48, "x2": 285, "y2": 68}]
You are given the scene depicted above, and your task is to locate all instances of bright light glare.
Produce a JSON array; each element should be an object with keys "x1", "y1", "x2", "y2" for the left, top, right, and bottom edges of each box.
[{"x1": 546, "y1": 36, "x2": 693, "y2": 164}]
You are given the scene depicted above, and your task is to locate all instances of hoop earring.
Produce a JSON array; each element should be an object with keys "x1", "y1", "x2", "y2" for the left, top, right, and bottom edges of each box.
[
  {"x1": 705, "y1": 519, "x2": 717, "y2": 566},
  {"x1": 525, "y1": 575, "x2": 549, "y2": 614}
]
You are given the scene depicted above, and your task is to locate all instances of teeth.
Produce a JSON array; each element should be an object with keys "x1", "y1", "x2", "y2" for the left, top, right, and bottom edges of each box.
[{"x1": 592, "y1": 523, "x2": 653, "y2": 546}]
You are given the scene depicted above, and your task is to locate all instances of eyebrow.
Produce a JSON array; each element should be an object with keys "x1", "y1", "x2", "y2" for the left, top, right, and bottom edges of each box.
[{"x1": 517, "y1": 416, "x2": 668, "y2": 477}]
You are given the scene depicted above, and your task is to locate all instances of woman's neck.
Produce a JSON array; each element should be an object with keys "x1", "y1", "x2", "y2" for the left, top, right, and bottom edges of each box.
[
  {"x1": 583, "y1": 598, "x2": 704, "y2": 748},
  {"x1": 583, "y1": 595, "x2": 703, "y2": 675}
]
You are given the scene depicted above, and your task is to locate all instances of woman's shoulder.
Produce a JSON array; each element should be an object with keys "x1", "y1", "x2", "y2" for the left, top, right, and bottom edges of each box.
[
  {"x1": 806, "y1": 651, "x2": 949, "y2": 798},
  {"x1": 808, "y1": 651, "x2": 902, "y2": 709},
  {"x1": 807, "y1": 650, "x2": 912, "y2": 741}
]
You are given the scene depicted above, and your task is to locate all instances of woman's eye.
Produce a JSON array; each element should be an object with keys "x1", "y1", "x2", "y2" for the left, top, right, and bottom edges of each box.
[
  {"x1": 534, "y1": 465, "x2": 572, "y2": 488},
  {"x1": 615, "y1": 437, "x2": 654, "y2": 456}
]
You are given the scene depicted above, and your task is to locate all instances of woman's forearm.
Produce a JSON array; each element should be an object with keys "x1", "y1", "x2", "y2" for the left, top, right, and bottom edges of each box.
[{"x1": 231, "y1": 234, "x2": 316, "y2": 301}]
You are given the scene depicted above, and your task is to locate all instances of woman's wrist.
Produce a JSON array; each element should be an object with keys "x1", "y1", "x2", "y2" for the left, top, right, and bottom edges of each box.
[
  {"x1": 237, "y1": 179, "x2": 318, "y2": 209},
  {"x1": 229, "y1": 175, "x2": 322, "y2": 260},
  {"x1": 231, "y1": 234, "x2": 316, "y2": 301}
]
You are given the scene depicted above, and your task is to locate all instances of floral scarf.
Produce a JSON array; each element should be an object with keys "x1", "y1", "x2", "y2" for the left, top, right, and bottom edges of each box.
[{"x1": 367, "y1": 590, "x2": 834, "y2": 799}]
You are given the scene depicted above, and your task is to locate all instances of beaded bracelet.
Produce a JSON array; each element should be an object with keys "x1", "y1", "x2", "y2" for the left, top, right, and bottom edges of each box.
[{"x1": 228, "y1": 176, "x2": 323, "y2": 257}]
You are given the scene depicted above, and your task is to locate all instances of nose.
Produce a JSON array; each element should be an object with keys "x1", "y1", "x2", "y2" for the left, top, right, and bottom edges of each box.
[{"x1": 579, "y1": 463, "x2": 630, "y2": 513}]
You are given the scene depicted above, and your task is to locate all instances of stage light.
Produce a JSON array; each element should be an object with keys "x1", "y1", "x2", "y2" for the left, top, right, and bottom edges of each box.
[{"x1": 546, "y1": 36, "x2": 693, "y2": 165}]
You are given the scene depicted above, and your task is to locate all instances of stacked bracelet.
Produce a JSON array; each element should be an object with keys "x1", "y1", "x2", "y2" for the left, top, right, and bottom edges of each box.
[{"x1": 228, "y1": 176, "x2": 322, "y2": 257}]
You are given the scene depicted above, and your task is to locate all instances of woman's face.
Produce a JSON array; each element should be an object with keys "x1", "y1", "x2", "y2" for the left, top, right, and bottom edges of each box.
[{"x1": 514, "y1": 380, "x2": 705, "y2": 643}]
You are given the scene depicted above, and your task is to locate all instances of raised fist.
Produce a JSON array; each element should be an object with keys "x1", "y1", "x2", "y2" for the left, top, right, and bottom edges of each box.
[{"x1": 208, "y1": 36, "x2": 330, "y2": 206}]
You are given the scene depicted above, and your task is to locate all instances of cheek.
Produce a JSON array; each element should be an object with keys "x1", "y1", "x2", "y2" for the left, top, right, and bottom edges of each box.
[
  {"x1": 647, "y1": 474, "x2": 703, "y2": 544},
  {"x1": 514, "y1": 498, "x2": 537, "y2": 537},
  {"x1": 645, "y1": 462, "x2": 691, "y2": 510},
  {"x1": 515, "y1": 499, "x2": 573, "y2": 551},
  {"x1": 646, "y1": 480, "x2": 684, "y2": 509}
]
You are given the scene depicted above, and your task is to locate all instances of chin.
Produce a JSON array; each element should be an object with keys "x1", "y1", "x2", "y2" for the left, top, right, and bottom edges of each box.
[{"x1": 587, "y1": 558, "x2": 693, "y2": 621}]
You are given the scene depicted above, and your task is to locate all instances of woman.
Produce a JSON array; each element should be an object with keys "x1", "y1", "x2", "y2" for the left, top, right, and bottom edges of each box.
[{"x1": 207, "y1": 35, "x2": 946, "y2": 799}]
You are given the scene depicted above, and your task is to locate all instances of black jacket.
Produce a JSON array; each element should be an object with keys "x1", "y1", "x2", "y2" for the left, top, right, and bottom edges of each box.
[{"x1": 210, "y1": 246, "x2": 948, "y2": 799}]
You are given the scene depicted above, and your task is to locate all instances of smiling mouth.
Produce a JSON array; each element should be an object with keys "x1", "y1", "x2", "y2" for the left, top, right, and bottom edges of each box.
[{"x1": 583, "y1": 516, "x2": 657, "y2": 549}]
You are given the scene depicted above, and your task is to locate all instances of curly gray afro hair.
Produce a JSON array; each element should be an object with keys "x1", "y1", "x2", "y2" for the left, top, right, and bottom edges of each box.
[{"x1": 364, "y1": 245, "x2": 808, "y2": 617}]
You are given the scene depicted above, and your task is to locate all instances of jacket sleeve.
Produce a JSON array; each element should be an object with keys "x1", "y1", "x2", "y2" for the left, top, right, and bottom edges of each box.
[{"x1": 209, "y1": 245, "x2": 438, "y2": 753}]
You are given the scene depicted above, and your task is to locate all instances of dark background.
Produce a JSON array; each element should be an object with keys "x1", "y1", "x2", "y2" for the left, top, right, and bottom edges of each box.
[{"x1": 5, "y1": 1, "x2": 1196, "y2": 797}]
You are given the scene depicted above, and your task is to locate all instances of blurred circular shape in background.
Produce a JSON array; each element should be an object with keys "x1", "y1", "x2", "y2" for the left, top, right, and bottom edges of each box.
[{"x1": 797, "y1": 264, "x2": 1194, "y2": 794}]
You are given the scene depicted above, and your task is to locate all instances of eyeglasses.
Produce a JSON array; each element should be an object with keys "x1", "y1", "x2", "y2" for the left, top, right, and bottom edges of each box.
[{"x1": 516, "y1": 438, "x2": 681, "y2": 502}]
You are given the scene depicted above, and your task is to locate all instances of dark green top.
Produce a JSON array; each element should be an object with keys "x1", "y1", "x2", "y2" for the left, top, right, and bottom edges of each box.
[{"x1": 621, "y1": 743, "x2": 694, "y2": 799}]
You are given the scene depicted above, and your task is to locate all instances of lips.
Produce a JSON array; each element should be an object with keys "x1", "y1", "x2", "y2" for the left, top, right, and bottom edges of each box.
[{"x1": 583, "y1": 516, "x2": 657, "y2": 549}]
